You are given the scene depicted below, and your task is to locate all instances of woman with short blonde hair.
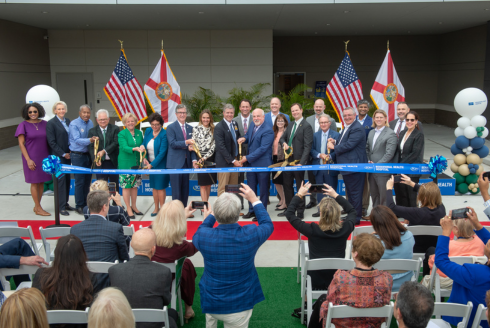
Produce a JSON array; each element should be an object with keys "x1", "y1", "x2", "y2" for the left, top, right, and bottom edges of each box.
[
  {"x1": 88, "y1": 287, "x2": 135, "y2": 328},
  {"x1": 0, "y1": 288, "x2": 49, "y2": 328},
  {"x1": 52, "y1": 101, "x2": 68, "y2": 115}
]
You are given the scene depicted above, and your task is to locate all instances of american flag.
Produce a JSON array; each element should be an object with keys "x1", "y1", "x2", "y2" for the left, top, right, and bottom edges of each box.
[
  {"x1": 104, "y1": 50, "x2": 147, "y2": 123},
  {"x1": 326, "y1": 52, "x2": 363, "y2": 127}
]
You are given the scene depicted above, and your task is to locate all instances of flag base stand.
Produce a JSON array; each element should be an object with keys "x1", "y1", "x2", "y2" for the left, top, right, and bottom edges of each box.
[{"x1": 46, "y1": 174, "x2": 70, "y2": 229}]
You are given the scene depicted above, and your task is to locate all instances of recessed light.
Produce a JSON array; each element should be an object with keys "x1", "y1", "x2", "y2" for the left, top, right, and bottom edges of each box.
[
  {"x1": 199, "y1": 12, "x2": 204, "y2": 14},
  {"x1": 439, "y1": 22, "x2": 443, "y2": 24},
  {"x1": 326, "y1": 24, "x2": 330, "y2": 26},
  {"x1": 344, "y1": 11, "x2": 350, "y2": 14},
  {"x1": 408, "y1": 31, "x2": 411, "y2": 33},
  {"x1": 315, "y1": 32, "x2": 318, "y2": 35},
  {"x1": 42, "y1": 11, "x2": 48, "y2": 14},
  {"x1": 86, "y1": 24, "x2": 90, "y2": 27},
  {"x1": 486, "y1": 8, "x2": 489, "y2": 10}
]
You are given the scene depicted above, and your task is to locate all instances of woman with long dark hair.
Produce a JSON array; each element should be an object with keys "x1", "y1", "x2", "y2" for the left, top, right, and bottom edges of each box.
[{"x1": 272, "y1": 113, "x2": 288, "y2": 210}]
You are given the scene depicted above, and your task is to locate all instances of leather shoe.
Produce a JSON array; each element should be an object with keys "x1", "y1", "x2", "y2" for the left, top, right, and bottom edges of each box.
[
  {"x1": 128, "y1": 215, "x2": 135, "y2": 220},
  {"x1": 131, "y1": 208, "x2": 144, "y2": 216},
  {"x1": 188, "y1": 215, "x2": 195, "y2": 218},
  {"x1": 239, "y1": 212, "x2": 245, "y2": 216},
  {"x1": 65, "y1": 204, "x2": 76, "y2": 211},
  {"x1": 362, "y1": 209, "x2": 368, "y2": 217},
  {"x1": 305, "y1": 201, "x2": 317, "y2": 209},
  {"x1": 76, "y1": 208, "x2": 84, "y2": 215},
  {"x1": 252, "y1": 217, "x2": 258, "y2": 222},
  {"x1": 312, "y1": 212, "x2": 320, "y2": 217},
  {"x1": 242, "y1": 212, "x2": 256, "y2": 219},
  {"x1": 60, "y1": 210, "x2": 70, "y2": 216},
  {"x1": 277, "y1": 211, "x2": 287, "y2": 217},
  {"x1": 275, "y1": 207, "x2": 287, "y2": 211}
]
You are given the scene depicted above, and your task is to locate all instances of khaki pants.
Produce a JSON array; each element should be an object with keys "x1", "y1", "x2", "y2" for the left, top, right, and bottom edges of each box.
[
  {"x1": 206, "y1": 309, "x2": 253, "y2": 328},
  {"x1": 217, "y1": 172, "x2": 239, "y2": 196}
]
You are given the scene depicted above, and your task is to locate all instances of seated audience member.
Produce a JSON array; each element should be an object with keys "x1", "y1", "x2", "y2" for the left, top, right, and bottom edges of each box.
[
  {"x1": 150, "y1": 200, "x2": 198, "y2": 323},
  {"x1": 0, "y1": 238, "x2": 47, "y2": 290},
  {"x1": 193, "y1": 184, "x2": 274, "y2": 328},
  {"x1": 109, "y1": 228, "x2": 177, "y2": 328},
  {"x1": 83, "y1": 180, "x2": 131, "y2": 248},
  {"x1": 71, "y1": 190, "x2": 129, "y2": 290},
  {"x1": 309, "y1": 233, "x2": 393, "y2": 328},
  {"x1": 479, "y1": 171, "x2": 490, "y2": 219},
  {"x1": 422, "y1": 218, "x2": 484, "y2": 287},
  {"x1": 33, "y1": 234, "x2": 100, "y2": 327},
  {"x1": 286, "y1": 182, "x2": 356, "y2": 291},
  {"x1": 386, "y1": 174, "x2": 445, "y2": 253},
  {"x1": 368, "y1": 205, "x2": 415, "y2": 291},
  {"x1": 0, "y1": 288, "x2": 49, "y2": 328},
  {"x1": 394, "y1": 281, "x2": 435, "y2": 328},
  {"x1": 88, "y1": 287, "x2": 135, "y2": 328},
  {"x1": 434, "y1": 211, "x2": 490, "y2": 328}
]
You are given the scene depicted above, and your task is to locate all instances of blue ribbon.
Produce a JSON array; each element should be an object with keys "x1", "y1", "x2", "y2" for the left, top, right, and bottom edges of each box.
[
  {"x1": 42, "y1": 155, "x2": 64, "y2": 178},
  {"x1": 428, "y1": 155, "x2": 448, "y2": 179}
]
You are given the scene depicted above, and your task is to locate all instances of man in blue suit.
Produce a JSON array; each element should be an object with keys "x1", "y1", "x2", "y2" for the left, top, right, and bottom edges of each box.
[
  {"x1": 356, "y1": 99, "x2": 373, "y2": 216},
  {"x1": 327, "y1": 107, "x2": 367, "y2": 224},
  {"x1": 265, "y1": 97, "x2": 290, "y2": 127},
  {"x1": 238, "y1": 109, "x2": 274, "y2": 220},
  {"x1": 167, "y1": 104, "x2": 197, "y2": 208},
  {"x1": 310, "y1": 114, "x2": 340, "y2": 217}
]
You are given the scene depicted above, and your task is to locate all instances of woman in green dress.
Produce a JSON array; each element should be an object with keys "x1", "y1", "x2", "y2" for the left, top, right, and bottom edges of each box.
[{"x1": 118, "y1": 112, "x2": 144, "y2": 219}]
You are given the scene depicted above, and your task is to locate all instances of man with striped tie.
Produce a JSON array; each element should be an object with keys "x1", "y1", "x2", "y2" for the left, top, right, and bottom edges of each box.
[{"x1": 389, "y1": 102, "x2": 424, "y2": 137}]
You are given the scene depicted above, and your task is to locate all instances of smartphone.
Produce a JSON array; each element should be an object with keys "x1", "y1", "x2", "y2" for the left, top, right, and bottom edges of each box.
[
  {"x1": 192, "y1": 201, "x2": 208, "y2": 209},
  {"x1": 225, "y1": 184, "x2": 241, "y2": 194},
  {"x1": 394, "y1": 175, "x2": 402, "y2": 183},
  {"x1": 451, "y1": 208, "x2": 469, "y2": 220},
  {"x1": 108, "y1": 182, "x2": 116, "y2": 195},
  {"x1": 483, "y1": 171, "x2": 490, "y2": 180},
  {"x1": 309, "y1": 184, "x2": 326, "y2": 193}
]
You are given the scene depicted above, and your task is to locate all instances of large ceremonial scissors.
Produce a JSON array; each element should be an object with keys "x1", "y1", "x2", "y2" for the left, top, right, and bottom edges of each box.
[{"x1": 268, "y1": 146, "x2": 299, "y2": 179}]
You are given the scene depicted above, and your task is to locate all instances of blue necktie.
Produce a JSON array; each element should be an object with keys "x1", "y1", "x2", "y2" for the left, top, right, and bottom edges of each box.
[{"x1": 230, "y1": 122, "x2": 238, "y2": 156}]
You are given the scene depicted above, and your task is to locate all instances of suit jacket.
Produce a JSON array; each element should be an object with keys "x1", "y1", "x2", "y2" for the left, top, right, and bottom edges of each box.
[
  {"x1": 233, "y1": 115, "x2": 252, "y2": 157},
  {"x1": 243, "y1": 122, "x2": 274, "y2": 167},
  {"x1": 264, "y1": 111, "x2": 290, "y2": 127},
  {"x1": 279, "y1": 118, "x2": 313, "y2": 165},
  {"x1": 358, "y1": 115, "x2": 374, "y2": 137},
  {"x1": 109, "y1": 255, "x2": 172, "y2": 328},
  {"x1": 330, "y1": 120, "x2": 367, "y2": 175},
  {"x1": 118, "y1": 129, "x2": 144, "y2": 169},
  {"x1": 396, "y1": 128, "x2": 424, "y2": 164},
  {"x1": 310, "y1": 129, "x2": 340, "y2": 175},
  {"x1": 166, "y1": 121, "x2": 196, "y2": 169},
  {"x1": 366, "y1": 127, "x2": 398, "y2": 164},
  {"x1": 88, "y1": 124, "x2": 119, "y2": 167},
  {"x1": 389, "y1": 118, "x2": 424, "y2": 135},
  {"x1": 142, "y1": 128, "x2": 168, "y2": 169},
  {"x1": 214, "y1": 119, "x2": 241, "y2": 168},
  {"x1": 46, "y1": 116, "x2": 71, "y2": 160}
]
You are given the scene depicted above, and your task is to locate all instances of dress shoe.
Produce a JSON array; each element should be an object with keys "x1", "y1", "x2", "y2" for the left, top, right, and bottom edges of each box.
[
  {"x1": 277, "y1": 211, "x2": 287, "y2": 217},
  {"x1": 128, "y1": 215, "x2": 135, "y2": 220},
  {"x1": 65, "y1": 204, "x2": 76, "y2": 211},
  {"x1": 362, "y1": 216, "x2": 370, "y2": 221},
  {"x1": 60, "y1": 210, "x2": 70, "y2": 216},
  {"x1": 267, "y1": 200, "x2": 271, "y2": 205},
  {"x1": 131, "y1": 208, "x2": 144, "y2": 215},
  {"x1": 35, "y1": 208, "x2": 51, "y2": 216},
  {"x1": 76, "y1": 208, "x2": 84, "y2": 215},
  {"x1": 312, "y1": 212, "x2": 320, "y2": 218},
  {"x1": 252, "y1": 217, "x2": 258, "y2": 222},
  {"x1": 305, "y1": 201, "x2": 317, "y2": 209},
  {"x1": 276, "y1": 204, "x2": 281, "y2": 208},
  {"x1": 275, "y1": 207, "x2": 287, "y2": 211},
  {"x1": 188, "y1": 214, "x2": 195, "y2": 218},
  {"x1": 242, "y1": 212, "x2": 256, "y2": 219},
  {"x1": 362, "y1": 209, "x2": 368, "y2": 217},
  {"x1": 151, "y1": 212, "x2": 158, "y2": 217}
]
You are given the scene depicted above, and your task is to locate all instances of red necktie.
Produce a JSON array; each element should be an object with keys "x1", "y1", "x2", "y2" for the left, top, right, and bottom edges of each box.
[
  {"x1": 182, "y1": 125, "x2": 187, "y2": 140},
  {"x1": 396, "y1": 120, "x2": 403, "y2": 137}
]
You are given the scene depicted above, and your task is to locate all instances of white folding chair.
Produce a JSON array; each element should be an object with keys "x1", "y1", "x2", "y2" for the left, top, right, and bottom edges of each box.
[
  {"x1": 374, "y1": 258, "x2": 422, "y2": 295},
  {"x1": 47, "y1": 308, "x2": 89, "y2": 325},
  {"x1": 349, "y1": 226, "x2": 375, "y2": 259},
  {"x1": 156, "y1": 256, "x2": 186, "y2": 326},
  {"x1": 39, "y1": 226, "x2": 71, "y2": 262},
  {"x1": 0, "y1": 264, "x2": 41, "y2": 291},
  {"x1": 297, "y1": 232, "x2": 302, "y2": 283},
  {"x1": 430, "y1": 301, "x2": 473, "y2": 328},
  {"x1": 86, "y1": 261, "x2": 119, "y2": 274},
  {"x1": 471, "y1": 304, "x2": 488, "y2": 328},
  {"x1": 140, "y1": 121, "x2": 150, "y2": 132},
  {"x1": 299, "y1": 238, "x2": 309, "y2": 296},
  {"x1": 123, "y1": 225, "x2": 135, "y2": 258},
  {"x1": 301, "y1": 258, "x2": 355, "y2": 326},
  {"x1": 429, "y1": 256, "x2": 474, "y2": 302},
  {"x1": 133, "y1": 307, "x2": 170, "y2": 328},
  {"x1": 407, "y1": 225, "x2": 442, "y2": 262},
  {"x1": 0, "y1": 221, "x2": 19, "y2": 244},
  {"x1": 324, "y1": 301, "x2": 394, "y2": 328},
  {"x1": 115, "y1": 121, "x2": 124, "y2": 127},
  {"x1": 0, "y1": 226, "x2": 42, "y2": 256}
]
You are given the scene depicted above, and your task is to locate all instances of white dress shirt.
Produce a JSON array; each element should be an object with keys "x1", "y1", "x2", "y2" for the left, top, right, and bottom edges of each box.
[
  {"x1": 99, "y1": 126, "x2": 110, "y2": 160},
  {"x1": 372, "y1": 126, "x2": 385, "y2": 148}
]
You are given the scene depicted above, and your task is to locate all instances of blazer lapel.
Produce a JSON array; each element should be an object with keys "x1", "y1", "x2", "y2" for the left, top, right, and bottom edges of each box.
[{"x1": 372, "y1": 128, "x2": 387, "y2": 152}]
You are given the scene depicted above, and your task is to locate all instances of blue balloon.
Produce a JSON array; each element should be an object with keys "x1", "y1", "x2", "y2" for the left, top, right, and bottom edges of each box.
[
  {"x1": 455, "y1": 136, "x2": 470, "y2": 149},
  {"x1": 470, "y1": 168, "x2": 476, "y2": 174},
  {"x1": 451, "y1": 144, "x2": 464, "y2": 155},
  {"x1": 470, "y1": 137, "x2": 485, "y2": 150},
  {"x1": 475, "y1": 164, "x2": 480, "y2": 170},
  {"x1": 468, "y1": 164, "x2": 474, "y2": 169},
  {"x1": 473, "y1": 145, "x2": 490, "y2": 159}
]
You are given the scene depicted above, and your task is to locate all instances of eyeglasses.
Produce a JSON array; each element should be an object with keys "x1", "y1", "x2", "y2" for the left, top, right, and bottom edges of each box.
[
  {"x1": 151, "y1": 123, "x2": 161, "y2": 127},
  {"x1": 319, "y1": 122, "x2": 330, "y2": 124},
  {"x1": 177, "y1": 112, "x2": 187, "y2": 115},
  {"x1": 276, "y1": 120, "x2": 285, "y2": 123},
  {"x1": 28, "y1": 111, "x2": 38, "y2": 114},
  {"x1": 98, "y1": 118, "x2": 109, "y2": 121},
  {"x1": 406, "y1": 119, "x2": 416, "y2": 122}
]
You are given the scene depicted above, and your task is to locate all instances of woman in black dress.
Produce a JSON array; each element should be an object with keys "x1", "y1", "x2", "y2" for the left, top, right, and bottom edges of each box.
[{"x1": 272, "y1": 113, "x2": 289, "y2": 210}]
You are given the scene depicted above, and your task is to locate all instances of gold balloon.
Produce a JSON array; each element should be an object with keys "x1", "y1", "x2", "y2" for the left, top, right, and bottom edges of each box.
[
  {"x1": 454, "y1": 154, "x2": 467, "y2": 166},
  {"x1": 472, "y1": 188, "x2": 478, "y2": 193},
  {"x1": 476, "y1": 166, "x2": 485, "y2": 176},
  {"x1": 467, "y1": 154, "x2": 482, "y2": 165},
  {"x1": 450, "y1": 163, "x2": 460, "y2": 173},
  {"x1": 458, "y1": 164, "x2": 470, "y2": 176}
]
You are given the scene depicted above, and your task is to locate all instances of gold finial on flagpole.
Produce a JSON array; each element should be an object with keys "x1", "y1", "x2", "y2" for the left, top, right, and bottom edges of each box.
[
  {"x1": 118, "y1": 40, "x2": 123, "y2": 49},
  {"x1": 344, "y1": 40, "x2": 350, "y2": 52},
  {"x1": 387, "y1": 40, "x2": 390, "y2": 50},
  {"x1": 161, "y1": 40, "x2": 164, "y2": 50}
]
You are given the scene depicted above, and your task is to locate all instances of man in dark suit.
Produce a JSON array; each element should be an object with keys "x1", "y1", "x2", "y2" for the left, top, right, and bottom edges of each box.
[
  {"x1": 71, "y1": 190, "x2": 129, "y2": 290},
  {"x1": 278, "y1": 103, "x2": 313, "y2": 219},
  {"x1": 46, "y1": 101, "x2": 75, "y2": 216},
  {"x1": 109, "y1": 228, "x2": 177, "y2": 328},
  {"x1": 238, "y1": 108, "x2": 274, "y2": 220},
  {"x1": 327, "y1": 107, "x2": 367, "y2": 224},
  {"x1": 389, "y1": 102, "x2": 424, "y2": 137},
  {"x1": 310, "y1": 114, "x2": 340, "y2": 217},
  {"x1": 214, "y1": 104, "x2": 242, "y2": 196},
  {"x1": 167, "y1": 104, "x2": 197, "y2": 208},
  {"x1": 356, "y1": 99, "x2": 374, "y2": 216},
  {"x1": 88, "y1": 109, "x2": 120, "y2": 194}
]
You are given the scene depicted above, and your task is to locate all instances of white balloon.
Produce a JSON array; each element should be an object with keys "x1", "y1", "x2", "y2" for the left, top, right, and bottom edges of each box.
[
  {"x1": 463, "y1": 147, "x2": 468, "y2": 152},
  {"x1": 483, "y1": 127, "x2": 489, "y2": 139},
  {"x1": 457, "y1": 117, "x2": 471, "y2": 129},
  {"x1": 454, "y1": 127, "x2": 465, "y2": 137},
  {"x1": 470, "y1": 115, "x2": 487, "y2": 128},
  {"x1": 464, "y1": 126, "x2": 477, "y2": 139},
  {"x1": 454, "y1": 88, "x2": 488, "y2": 118},
  {"x1": 25, "y1": 85, "x2": 60, "y2": 120},
  {"x1": 467, "y1": 146, "x2": 473, "y2": 152},
  {"x1": 466, "y1": 151, "x2": 473, "y2": 155}
]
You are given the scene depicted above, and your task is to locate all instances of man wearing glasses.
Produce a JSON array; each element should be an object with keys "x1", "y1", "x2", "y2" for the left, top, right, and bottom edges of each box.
[{"x1": 167, "y1": 104, "x2": 197, "y2": 208}]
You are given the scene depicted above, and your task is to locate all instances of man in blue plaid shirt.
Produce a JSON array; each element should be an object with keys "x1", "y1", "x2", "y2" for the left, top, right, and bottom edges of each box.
[{"x1": 193, "y1": 183, "x2": 274, "y2": 327}]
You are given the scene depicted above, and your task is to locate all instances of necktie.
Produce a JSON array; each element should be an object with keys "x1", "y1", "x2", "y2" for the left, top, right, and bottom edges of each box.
[
  {"x1": 396, "y1": 120, "x2": 403, "y2": 137},
  {"x1": 230, "y1": 122, "x2": 238, "y2": 156},
  {"x1": 244, "y1": 119, "x2": 248, "y2": 134},
  {"x1": 252, "y1": 126, "x2": 258, "y2": 139},
  {"x1": 288, "y1": 122, "x2": 297, "y2": 147},
  {"x1": 182, "y1": 125, "x2": 187, "y2": 140},
  {"x1": 321, "y1": 133, "x2": 327, "y2": 154},
  {"x1": 102, "y1": 129, "x2": 106, "y2": 149}
]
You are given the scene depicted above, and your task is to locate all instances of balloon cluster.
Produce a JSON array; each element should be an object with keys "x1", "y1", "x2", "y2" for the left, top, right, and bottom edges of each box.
[{"x1": 450, "y1": 88, "x2": 489, "y2": 194}]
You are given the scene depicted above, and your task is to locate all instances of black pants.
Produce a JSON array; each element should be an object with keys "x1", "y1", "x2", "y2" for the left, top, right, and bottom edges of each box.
[
  {"x1": 307, "y1": 170, "x2": 317, "y2": 204},
  {"x1": 96, "y1": 160, "x2": 120, "y2": 192},
  {"x1": 308, "y1": 293, "x2": 327, "y2": 328},
  {"x1": 394, "y1": 177, "x2": 420, "y2": 207},
  {"x1": 284, "y1": 170, "x2": 306, "y2": 218},
  {"x1": 423, "y1": 246, "x2": 436, "y2": 277},
  {"x1": 58, "y1": 157, "x2": 71, "y2": 210}
]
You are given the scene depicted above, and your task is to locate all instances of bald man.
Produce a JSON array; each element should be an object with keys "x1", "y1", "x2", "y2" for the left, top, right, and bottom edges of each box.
[
  {"x1": 265, "y1": 97, "x2": 290, "y2": 126},
  {"x1": 109, "y1": 228, "x2": 178, "y2": 328}
]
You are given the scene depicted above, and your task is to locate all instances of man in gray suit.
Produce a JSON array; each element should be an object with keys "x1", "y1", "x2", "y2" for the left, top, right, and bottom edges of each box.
[
  {"x1": 109, "y1": 228, "x2": 177, "y2": 328},
  {"x1": 233, "y1": 99, "x2": 253, "y2": 214},
  {"x1": 389, "y1": 102, "x2": 424, "y2": 137},
  {"x1": 366, "y1": 110, "x2": 398, "y2": 207}
]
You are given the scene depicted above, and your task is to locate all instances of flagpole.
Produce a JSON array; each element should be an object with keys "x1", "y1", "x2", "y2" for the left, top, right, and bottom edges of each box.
[
  {"x1": 161, "y1": 40, "x2": 163, "y2": 51},
  {"x1": 344, "y1": 40, "x2": 350, "y2": 53},
  {"x1": 118, "y1": 40, "x2": 123, "y2": 49},
  {"x1": 387, "y1": 40, "x2": 389, "y2": 51}
]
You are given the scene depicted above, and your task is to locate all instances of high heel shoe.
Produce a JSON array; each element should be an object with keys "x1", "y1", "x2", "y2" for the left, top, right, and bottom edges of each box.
[
  {"x1": 184, "y1": 312, "x2": 195, "y2": 323},
  {"x1": 131, "y1": 207, "x2": 143, "y2": 215}
]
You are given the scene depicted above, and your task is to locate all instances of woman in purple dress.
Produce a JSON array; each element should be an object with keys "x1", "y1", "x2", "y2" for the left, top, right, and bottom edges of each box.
[{"x1": 15, "y1": 103, "x2": 51, "y2": 216}]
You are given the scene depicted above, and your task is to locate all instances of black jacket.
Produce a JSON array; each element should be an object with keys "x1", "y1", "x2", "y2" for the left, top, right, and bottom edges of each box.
[
  {"x1": 88, "y1": 124, "x2": 120, "y2": 167},
  {"x1": 46, "y1": 116, "x2": 71, "y2": 161}
]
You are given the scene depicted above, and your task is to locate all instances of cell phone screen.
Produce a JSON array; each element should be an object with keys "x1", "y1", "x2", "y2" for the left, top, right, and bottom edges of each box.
[
  {"x1": 225, "y1": 184, "x2": 241, "y2": 194},
  {"x1": 108, "y1": 182, "x2": 116, "y2": 195},
  {"x1": 309, "y1": 184, "x2": 325, "y2": 193},
  {"x1": 451, "y1": 208, "x2": 469, "y2": 220},
  {"x1": 394, "y1": 175, "x2": 402, "y2": 183},
  {"x1": 192, "y1": 201, "x2": 208, "y2": 209}
]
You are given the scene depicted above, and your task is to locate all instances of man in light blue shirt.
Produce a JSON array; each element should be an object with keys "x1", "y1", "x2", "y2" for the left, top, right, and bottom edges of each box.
[{"x1": 69, "y1": 104, "x2": 98, "y2": 214}]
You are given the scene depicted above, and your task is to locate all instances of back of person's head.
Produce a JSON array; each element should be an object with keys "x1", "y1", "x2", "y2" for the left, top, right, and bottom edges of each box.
[
  {"x1": 153, "y1": 200, "x2": 186, "y2": 248},
  {"x1": 318, "y1": 197, "x2": 342, "y2": 232},
  {"x1": 0, "y1": 288, "x2": 49, "y2": 328},
  {"x1": 88, "y1": 288, "x2": 135, "y2": 328},
  {"x1": 87, "y1": 190, "x2": 110, "y2": 214},
  {"x1": 395, "y1": 281, "x2": 434, "y2": 328},
  {"x1": 40, "y1": 234, "x2": 93, "y2": 310},
  {"x1": 131, "y1": 228, "x2": 156, "y2": 257},
  {"x1": 417, "y1": 182, "x2": 442, "y2": 208},
  {"x1": 214, "y1": 193, "x2": 241, "y2": 224},
  {"x1": 352, "y1": 233, "x2": 385, "y2": 267},
  {"x1": 369, "y1": 205, "x2": 407, "y2": 250},
  {"x1": 90, "y1": 180, "x2": 109, "y2": 192},
  {"x1": 453, "y1": 218, "x2": 475, "y2": 238}
]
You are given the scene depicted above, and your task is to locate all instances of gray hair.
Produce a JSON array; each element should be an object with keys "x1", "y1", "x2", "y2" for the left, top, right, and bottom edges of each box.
[
  {"x1": 343, "y1": 107, "x2": 355, "y2": 114},
  {"x1": 96, "y1": 109, "x2": 110, "y2": 119},
  {"x1": 52, "y1": 101, "x2": 68, "y2": 114},
  {"x1": 214, "y1": 193, "x2": 241, "y2": 224},
  {"x1": 253, "y1": 108, "x2": 264, "y2": 116},
  {"x1": 79, "y1": 104, "x2": 91, "y2": 111},
  {"x1": 223, "y1": 104, "x2": 234, "y2": 112},
  {"x1": 87, "y1": 190, "x2": 109, "y2": 213},
  {"x1": 357, "y1": 99, "x2": 370, "y2": 107},
  {"x1": 176, "y1": 104, "x2": 186, "y2": 112},
  {"x1": 318, "y1": 114, "x2": 331, "y2": 121},
  {"x1": 396, "y1": 281, "x2": 434, "y2": 328}
]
